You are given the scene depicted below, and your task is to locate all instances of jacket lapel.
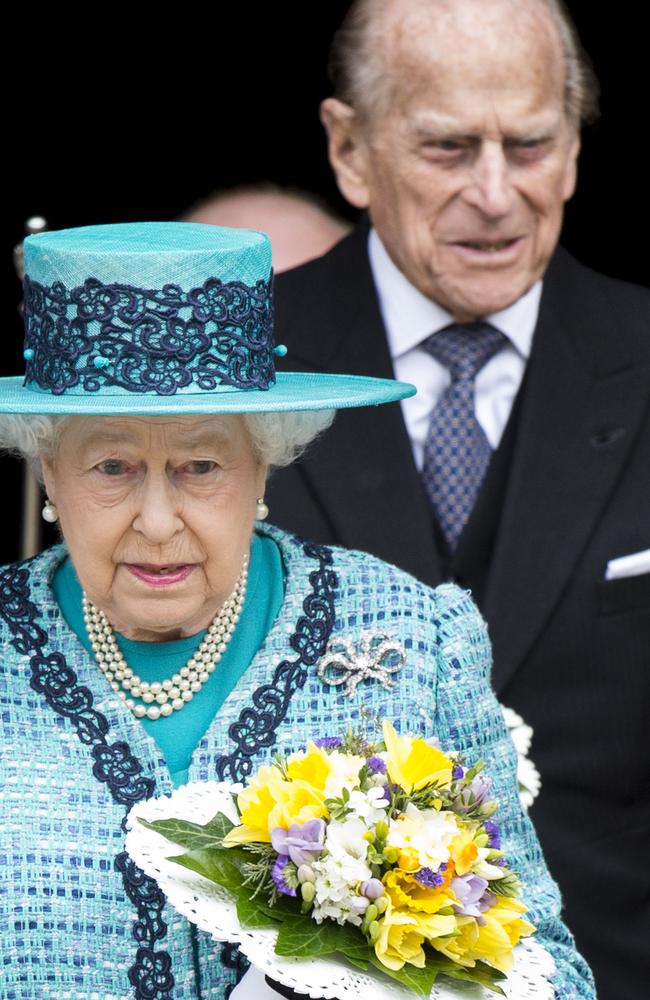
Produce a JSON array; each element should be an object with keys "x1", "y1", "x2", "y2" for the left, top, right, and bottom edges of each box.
[
  {"x1": 484, "y1": 250, "x2": 650, "y2": 692},
  {"x1": 281, "y1": 227, "x2": 443, "y2": 586}
]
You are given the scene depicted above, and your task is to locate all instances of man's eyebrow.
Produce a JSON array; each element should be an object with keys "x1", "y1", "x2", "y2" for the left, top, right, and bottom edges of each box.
[{"x1": 403, "y1": 111, "x2": 563, "y2": 141}]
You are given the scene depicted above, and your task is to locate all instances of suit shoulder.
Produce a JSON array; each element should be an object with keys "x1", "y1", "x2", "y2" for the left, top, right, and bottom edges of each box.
[
  {"x1": 553, "y1": 249, "x2": 650, "y2": 348},
  {"x1": 274, "y1": 227, "x2": 370, "y2": 321}
]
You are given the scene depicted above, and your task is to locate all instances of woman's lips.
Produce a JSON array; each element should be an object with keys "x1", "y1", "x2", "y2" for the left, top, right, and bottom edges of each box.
[{"x1": 125, "y1": 563, "x2": 196, "y2": 587}]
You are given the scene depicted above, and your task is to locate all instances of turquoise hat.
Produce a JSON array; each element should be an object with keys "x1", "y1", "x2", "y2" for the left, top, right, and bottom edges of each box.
[{"x1": 0, "y1": 221, "x2": 415, "y2": 414}]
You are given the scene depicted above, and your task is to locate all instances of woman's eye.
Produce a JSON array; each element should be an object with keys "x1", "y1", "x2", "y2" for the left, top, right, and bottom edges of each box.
[
  {"x1": 185, "y1": 460, "x2": 218, "y2": 475},
  {"x1": 97, "y1": 460, "x2": 128, "y2": 476}
]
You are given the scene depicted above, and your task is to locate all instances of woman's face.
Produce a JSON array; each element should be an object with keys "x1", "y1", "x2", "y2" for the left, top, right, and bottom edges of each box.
[{"x1": 41, "y1": 414, "x2": 267, "y2": 641}]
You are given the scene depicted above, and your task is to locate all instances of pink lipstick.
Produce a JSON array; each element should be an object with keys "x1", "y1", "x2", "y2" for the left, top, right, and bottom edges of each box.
[{"x1": 126, "y1": 564, "x2": 195, "y2": 587}]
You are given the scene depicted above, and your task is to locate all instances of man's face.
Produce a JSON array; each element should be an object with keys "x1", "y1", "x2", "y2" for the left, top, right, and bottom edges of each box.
[{"x1": 329, "y1": 1, "x2": 580, "y2": 319}]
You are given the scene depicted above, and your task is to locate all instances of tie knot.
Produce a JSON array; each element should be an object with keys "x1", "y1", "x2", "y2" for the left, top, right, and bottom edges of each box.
[{"x1": 423, "y1": 322, "x2": 507, "y2": 381}]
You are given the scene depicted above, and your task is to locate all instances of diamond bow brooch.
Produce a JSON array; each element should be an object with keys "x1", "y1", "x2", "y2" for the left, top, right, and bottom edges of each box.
[{"x1": 317, "y1": 632, "x2": 406, "y2": 698}]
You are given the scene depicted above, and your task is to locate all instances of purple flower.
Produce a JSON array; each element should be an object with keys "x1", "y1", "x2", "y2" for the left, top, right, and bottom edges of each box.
[
  {"x1": 271, "y1": 819, "x2": 326, "y2": 867},
  {"x1": 314, "y1": 737, "x2": 341, "y2": 749},
  {"x1": 361, "y1": 878, "x2": 385, "y2": 899},
  {"x1": 453, "y1": 774, "x2": 493, "y2": 813},
  {"x1": 484, "y1": 820, "x2": 501, "y2": 849},
  {"x1": 453, "y1": 765, "x2": 465, "y2": 780},
  {"x1": 450, "y1": 874, "x2": 496, "y2": 924},
  {"x1": 415, "y1": 863, "x2": 447, "y2": 888},
  {"x1": 271, "y1": 854, "x2": 297, "y2": 897},
  {"x1": 366, "y1": 756, "x2": 387, "y2": 775}
]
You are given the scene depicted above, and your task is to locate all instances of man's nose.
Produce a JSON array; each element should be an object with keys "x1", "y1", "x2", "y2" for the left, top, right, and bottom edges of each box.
[
  {"x1": 461, "y1": 144, "x2": 516, "y2": 219},
  {"x1": 132, "y1": 472, "x2": 183, "y2": 544}
]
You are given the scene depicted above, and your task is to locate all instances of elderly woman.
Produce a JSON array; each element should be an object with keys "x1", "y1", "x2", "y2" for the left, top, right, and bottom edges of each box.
[{"x1": 0, "y1": 223, "x2": 593, "y2": 1000}]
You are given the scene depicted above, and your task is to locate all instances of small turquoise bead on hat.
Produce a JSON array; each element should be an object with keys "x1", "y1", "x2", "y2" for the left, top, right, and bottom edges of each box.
[
  {"x1": 23, "y1": 348, "x2": 34, "y2": 361},
  {"x1": 273, "y1": 344, "x2": 288, "y2": 357},
  {"x1": 93, "y1": 355, "x2": 110, "y2": 369}
]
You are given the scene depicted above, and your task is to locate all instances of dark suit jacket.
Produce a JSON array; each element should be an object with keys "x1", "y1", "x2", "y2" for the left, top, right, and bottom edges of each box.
[{"x1": 269, "y1": 227, "x2": 650, "y2": 1000}]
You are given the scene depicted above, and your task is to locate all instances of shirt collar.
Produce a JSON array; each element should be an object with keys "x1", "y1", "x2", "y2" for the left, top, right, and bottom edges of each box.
[{"x1": 368, "y1": 227, "x2": 540, "y2": 361}]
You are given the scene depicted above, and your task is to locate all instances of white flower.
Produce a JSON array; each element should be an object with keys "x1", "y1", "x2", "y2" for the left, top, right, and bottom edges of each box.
[
  {"x1": 502, "y1": 705, "x2": 533, "y2": 756},
  {"x1": 325, "y1": 817, "x2": 369, "y2": 863},
  {"x1": 346, "y1": 786, "x2": 389, "y2": 827},
  {"x1": 387, "y1": 803, "x2": 458, "y2": 870},
  {"x1": 501, "y1": 703, "x2": 542, "y2": 808},
  {"x1": 324, "y1": 750, "x2": 366, "y2": 799},
  {"x1": 517, "y1": 756, "x2": 542, "y2": 810},
  {"x1": 311, "y1": 817, "x2": 373, "y2": 926}
]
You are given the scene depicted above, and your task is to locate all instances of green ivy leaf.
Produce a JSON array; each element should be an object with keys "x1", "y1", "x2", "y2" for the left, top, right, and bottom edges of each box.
[
  {"x1": 368, "y1": 956, "x2": 439, "y2": 997},
  {"x1": 236, "y1": 894, "x2": 281, "y2": 930},
  {"x1": 167, "y1": 847, "x2": 247, "y2": 894},
  {"x1": 138, "y1": 810, "x2": 235, "y2": 851},
  {"x1": 275, "y1": 916, "x2": 371, "y2": 966},
  {"x1": 437, "y1": 959, "x2": 507, "y2": 995}
]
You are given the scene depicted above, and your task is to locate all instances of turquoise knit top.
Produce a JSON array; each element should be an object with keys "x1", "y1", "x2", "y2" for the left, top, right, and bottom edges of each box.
[{"x1": 51, "y1": 530, "x2": 285, "y2": 787}]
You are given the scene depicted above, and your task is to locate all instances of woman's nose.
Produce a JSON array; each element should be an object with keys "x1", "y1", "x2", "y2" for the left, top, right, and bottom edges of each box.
[{"x1": 132, "y1": 472, "x2": 184, "y2": 543}]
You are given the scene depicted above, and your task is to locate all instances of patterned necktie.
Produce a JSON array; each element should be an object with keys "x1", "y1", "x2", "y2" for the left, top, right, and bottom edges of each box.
[{"x1": 421, "y1": 322, "x2": 507, "y2": 552}]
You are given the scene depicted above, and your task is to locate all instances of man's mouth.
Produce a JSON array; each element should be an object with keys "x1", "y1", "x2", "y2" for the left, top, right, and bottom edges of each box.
[{"x1": 453, "y1": 237, "x2": 521, "y2": 253}]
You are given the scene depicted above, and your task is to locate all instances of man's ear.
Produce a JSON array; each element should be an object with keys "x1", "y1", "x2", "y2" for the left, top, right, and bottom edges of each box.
[
  {"x1": 562, "y1": 131, "x2": 581, "y2": 202},
  {"x1": 320, "y1": 98, "x2": 372, "y2": 210}
]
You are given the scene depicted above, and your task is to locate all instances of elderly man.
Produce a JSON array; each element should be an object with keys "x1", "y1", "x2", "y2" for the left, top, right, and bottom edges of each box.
[{"x1": 269, "y1": 2, "x2": 650, "y2": 998}]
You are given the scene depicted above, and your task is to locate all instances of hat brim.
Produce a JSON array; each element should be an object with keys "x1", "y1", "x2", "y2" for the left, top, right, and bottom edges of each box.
[{"x1": 0, "y1": 372, "x2": 415, "y2": 415}]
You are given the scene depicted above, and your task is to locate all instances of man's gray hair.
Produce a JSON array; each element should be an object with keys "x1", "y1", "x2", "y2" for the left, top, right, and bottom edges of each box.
[
  {"x1": 0, "y1": 410, "x2": 335, "y2": 482},
  {"x1": 328, "y1": 0, "x2": 600, "y2": 128}
]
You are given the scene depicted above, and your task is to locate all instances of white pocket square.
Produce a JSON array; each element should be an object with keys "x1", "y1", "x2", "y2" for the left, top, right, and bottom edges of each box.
[{"x1": 605, "y1": 549, "x2": 650, "y2": 580}]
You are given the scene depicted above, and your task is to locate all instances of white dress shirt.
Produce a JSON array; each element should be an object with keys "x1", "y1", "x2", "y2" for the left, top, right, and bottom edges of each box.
[{"x1": 368, "y1": 228, "x2": 542, "y2": 470}]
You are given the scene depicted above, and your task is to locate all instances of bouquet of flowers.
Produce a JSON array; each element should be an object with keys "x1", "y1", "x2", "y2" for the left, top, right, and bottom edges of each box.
[{"x1": 134, "y1": 720, "x2": 535, "y2": 997}]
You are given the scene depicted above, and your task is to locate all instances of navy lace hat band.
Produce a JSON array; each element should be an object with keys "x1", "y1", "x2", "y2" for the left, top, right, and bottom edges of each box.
[
  {"x1": 22, "y1": 272, "x2": 275, "y2": 397},
  {"x1": 0, "y1": 221, "x2": 416, "y2": 415}
]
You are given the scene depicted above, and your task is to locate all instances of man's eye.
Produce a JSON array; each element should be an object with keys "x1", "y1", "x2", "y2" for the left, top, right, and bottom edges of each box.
[
  {"x1": 420, "y1": 140, "x2": 466, "y2": 160},
  {"x1": 98, "y1": 460, "x2": 127, "y2": 476},
  {"x1": 185, "y1": 460, "x2": 217, "y2": 475},
  {"x1": 510, "y1": 139, "x2": 549, "y2": 158}
]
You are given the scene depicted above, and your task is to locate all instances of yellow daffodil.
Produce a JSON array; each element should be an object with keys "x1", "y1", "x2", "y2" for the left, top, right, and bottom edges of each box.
[
  {"x1": 374, "y1": 896, "x2": 457, "y2": 971},
  {"x1": 382, "y1": 721, "x2": 453, "y2": 793},
  {"x1": 431, "y1": 898, "x2": 534, "y2": 972},
  {"x1": 450, "y1": 828, "x2": 479, "y2": 876},
  {"x1": 286, "y1": 743, "x2": 332, "y2": 792},
  {"x1": 383, "y1": 868, "x2": 455, "y2": 914},
  {"x1": 470, "y1": 898, "x2": 535, "y2": 972},
  {"x1": 223, "y1": 762, "x2": 329, "y2": 845}
]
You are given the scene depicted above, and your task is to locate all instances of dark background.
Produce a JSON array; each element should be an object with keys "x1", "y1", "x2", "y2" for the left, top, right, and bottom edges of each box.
[{"x1": 2, "y1": 3, "x2": 647, "y2": 564}]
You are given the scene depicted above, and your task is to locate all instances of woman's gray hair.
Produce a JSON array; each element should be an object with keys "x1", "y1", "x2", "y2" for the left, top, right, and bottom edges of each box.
[
  {"x1": 328, "y1": 0, "x2": 600, "y2": 128},
  {"x1": 0, "y1": 410, "x2": 336, "y2": 481}
]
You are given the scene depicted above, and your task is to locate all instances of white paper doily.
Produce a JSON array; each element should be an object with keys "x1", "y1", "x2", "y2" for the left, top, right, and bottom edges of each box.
[{"x1": 125, "y1": 782, "x2": 555, "y2": 1000}]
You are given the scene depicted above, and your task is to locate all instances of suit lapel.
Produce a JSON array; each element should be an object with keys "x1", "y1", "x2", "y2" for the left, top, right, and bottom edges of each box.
[
  {"x1": 281, "y1": 227, "x2": 444, "y2": 586},
  {"x1": 485, "y1": 250, "x2": 650, "y2": 692}
]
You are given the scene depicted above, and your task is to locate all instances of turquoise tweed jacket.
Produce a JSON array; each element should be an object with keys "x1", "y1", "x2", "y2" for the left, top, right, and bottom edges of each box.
[{"x1": 0, "y1": 524, "x2": 594, "y2": 999}]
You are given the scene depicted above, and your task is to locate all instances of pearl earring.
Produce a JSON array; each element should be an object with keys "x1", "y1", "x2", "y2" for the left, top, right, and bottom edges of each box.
[
  {"x1": 256, "y1": 498, "x2": 269, "y2": 521},
  {"x1": 42, "y1": 499, "x2": 59, "y2": 523}
]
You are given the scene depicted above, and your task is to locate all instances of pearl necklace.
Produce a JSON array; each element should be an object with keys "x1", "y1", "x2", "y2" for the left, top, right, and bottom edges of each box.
[{"x1": 82, "y1": 554, "x2": 249, "y2": 721}]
